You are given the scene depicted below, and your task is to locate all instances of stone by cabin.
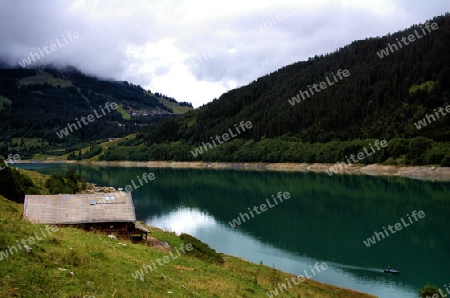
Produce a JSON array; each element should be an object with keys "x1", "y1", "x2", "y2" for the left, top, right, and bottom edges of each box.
[{"x1": 23, "y1": 192, "x2": 149, "y2": 242}]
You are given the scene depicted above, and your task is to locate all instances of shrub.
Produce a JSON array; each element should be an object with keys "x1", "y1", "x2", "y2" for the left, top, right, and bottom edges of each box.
[
  {"x1": 0, "y1": 160, "x2": 38, "y2": 203},
  {"x1": 424, "y1": 153, "x2": 445, "y2": 164},
  {"x1": 418, "y1": 283, "x2": 440, "y2": 298},
  {"x1": 406, "y1": 137, "x2": 433, "y2": 165},
  {"x1": 180, "y1": 233, "x2": 224, "y2": 264},
  {"x1": 45, "y1": 173, "x2": 78, "y2": 194},
  {"x1": 441, "y1": 155, "x2": 450, "y2": 167}
]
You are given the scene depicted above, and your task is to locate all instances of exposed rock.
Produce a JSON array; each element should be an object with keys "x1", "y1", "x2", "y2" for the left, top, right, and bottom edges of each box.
[{"x1": 145, "y1": 236, "x2": 171, "y2": 252}]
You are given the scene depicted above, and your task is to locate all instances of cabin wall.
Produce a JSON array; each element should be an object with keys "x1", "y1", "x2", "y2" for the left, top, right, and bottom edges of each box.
[
  {"x1": 83, "y1": 222, "x2": 133, "y2": 236},
  {"x1": 54, "y1": 222, "x2": 147, "y2": 241},
  {"x1": 56, "y1": 222, "x2": 134, "y2": 238}
]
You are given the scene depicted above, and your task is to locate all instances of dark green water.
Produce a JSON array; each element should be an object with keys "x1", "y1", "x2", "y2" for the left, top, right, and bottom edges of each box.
[{"x1": 16, "y1": 163, "x2": 450, "y2": 297}]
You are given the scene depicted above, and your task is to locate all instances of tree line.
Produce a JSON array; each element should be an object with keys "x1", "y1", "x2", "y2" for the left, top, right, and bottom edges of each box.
[{"x1": 99, "y1": 15, "x2": 450, "y2": 165}]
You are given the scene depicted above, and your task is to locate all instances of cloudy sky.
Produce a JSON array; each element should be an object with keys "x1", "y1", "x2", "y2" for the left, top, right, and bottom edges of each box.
[{"x1": 0, "y1": 0, "x2": 448, "y2": 107}]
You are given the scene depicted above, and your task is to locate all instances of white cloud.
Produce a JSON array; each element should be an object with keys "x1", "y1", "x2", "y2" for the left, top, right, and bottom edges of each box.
[{"x1": 0, "y1": 0, "x2": 448, "y2": 107}]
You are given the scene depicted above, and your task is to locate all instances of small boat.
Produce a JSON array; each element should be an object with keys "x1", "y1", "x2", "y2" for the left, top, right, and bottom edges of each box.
[{"x1": 384, "y1": 268, "x2": 400, "y2": 274}]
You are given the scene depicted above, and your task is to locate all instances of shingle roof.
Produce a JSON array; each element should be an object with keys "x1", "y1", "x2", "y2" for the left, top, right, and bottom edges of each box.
[
  {"x1": 23, "y1": 192, "x2": 136, "y2": 224},
  {"x1": 134, "y1": 221, "x2": 150, "y2": 233}
]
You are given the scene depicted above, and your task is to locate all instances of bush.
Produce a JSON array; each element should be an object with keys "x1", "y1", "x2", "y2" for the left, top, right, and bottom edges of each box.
[
  {"x1": 44, "y1": 171, "x2": 85, "y2": 194},
  {"x1": 425, "y1": 153, "x2": 445, "y2": 164},
  {"x1": 45, "y1": 173, "x2": 75, "y2": 194},
  {"x1": 441, "y1": 155, "x2": 450, "y2": 167},
  {"x1": 418, "y1": 283, "x2": 440, "y2": 298},
  {"x1": 384, "y1": 157, "x2": 397, "y2": 165},
  {"x1": 406, "y1": 137, "x2": 433, "y2": 165},
  {"x1": 180, "y1": 233, "x2": 224, "y2": 264},
  {"x1": 386, "y1": 138, "x2": 409, "y2": 159},
  {"x1": 0, "y1": 159, "x2": 39, "y2": 203}
]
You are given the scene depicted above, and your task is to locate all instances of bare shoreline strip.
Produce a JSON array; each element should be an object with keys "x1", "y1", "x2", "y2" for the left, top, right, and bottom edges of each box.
[{"x1": 14, "y1": 160, "x2": 450, "y2": 181}]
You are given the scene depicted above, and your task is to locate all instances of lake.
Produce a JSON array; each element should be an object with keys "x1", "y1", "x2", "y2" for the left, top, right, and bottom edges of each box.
[{"x1": 16, "y1": 163, "x2": 450, "y2": 298}]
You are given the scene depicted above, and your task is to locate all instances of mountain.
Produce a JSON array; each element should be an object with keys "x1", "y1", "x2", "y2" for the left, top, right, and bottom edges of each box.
[
  {"x1": 0, "y1": 65, "x2": 193, "y2": 158},
  {"x1": 99, "y1": 14, "x2": 450, "y2": 166}
]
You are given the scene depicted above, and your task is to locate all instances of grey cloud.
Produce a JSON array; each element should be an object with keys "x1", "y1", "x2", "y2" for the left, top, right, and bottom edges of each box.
[{"x1": 0, "y1": 0, "x2": 449, "y2": 107}]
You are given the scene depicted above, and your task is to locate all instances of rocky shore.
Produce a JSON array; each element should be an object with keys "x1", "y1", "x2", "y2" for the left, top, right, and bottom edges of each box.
[{"x1": 16, "y1": 160, "x2": 450, "y2": 181}]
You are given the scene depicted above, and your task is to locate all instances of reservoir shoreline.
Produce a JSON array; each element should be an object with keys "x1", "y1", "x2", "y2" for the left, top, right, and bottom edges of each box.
[{"x1": 15, "y1": 160, "x2": 450, "y2": 181}]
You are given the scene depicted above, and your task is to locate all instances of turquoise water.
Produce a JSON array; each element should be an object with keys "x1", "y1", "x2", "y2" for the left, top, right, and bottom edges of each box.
[{"x1": 16, "y1": 163, "x2": 450, "y2": 297}]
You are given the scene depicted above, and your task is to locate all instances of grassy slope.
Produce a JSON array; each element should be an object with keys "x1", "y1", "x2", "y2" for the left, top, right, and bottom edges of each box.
[
  {"x1": 117, "y1": 103, "x2": 131, "y2": 120},
  {"x1": 43, "y1": 134, "x2": 137, "y2": 161},
  {"x1": 0, "y1": 173, "x2": 374, "y2": 298},
  {"x1": 16, "y1": 71, "x2": 191, "y2": 115},
  {"x1": 408, "y1": 81, "x2": 437, "y2": 95},
  {"x1": 0, "y1": 138, "x2": 51, "y2": 153},
  {"x1": 18, "y1": 70, "x2": 73, "y2": 88},
  {"x1": 0, "y1": 95, "x2": 11, "y2": 111},
  {"x1": 156, "y1": 97, "x2": 192, "y2": 115}
]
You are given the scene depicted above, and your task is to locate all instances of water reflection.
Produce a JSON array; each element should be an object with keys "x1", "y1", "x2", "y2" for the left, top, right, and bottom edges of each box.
[
  {"x1": 147, "y1": 207, "x2": 417, "y2": 298},
  {"x1": 15, "y1": 164, "x2": 450, "y2": 298},
  {"x1": 146, "y1": 207, "x2": 217, "y2": 234}
]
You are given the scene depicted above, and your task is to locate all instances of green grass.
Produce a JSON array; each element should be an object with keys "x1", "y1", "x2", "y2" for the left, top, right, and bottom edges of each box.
[
  {"x1": 99, "y1": 134, "x2": 137, "y2": 148},
  {"x1": 18, "y1": 70, "x2": 72, "y2": 88},
  {"x1": 0, "y1": 95, "x2": 11, "y2": 111},
  {"x1": 47, "y1": 134, "x2": 137, "y2": 161},
  {"x1": 143, "y1": 90, "x2": 192, "y2": 115},
  {"x1": 9, "y1": 137, "x2": 48, "y2": 148},
  {"x1": 384, "y1": 154, "x2": 406, "y2": 165},
  {"x1": 0, "y1": 171, "x2": 376, "y2": 298},
  {"x1": 117, "y1": 103, "x2": 131, "y2": 120},
  {"x1": 30, "y1": 149, "x2": 66, "y2": 161},
  {"x1": 185, "y1": 117, "x2": 197, "y2": 127},
  {"x1": 409, "y1": 80, "x2": 437, "y2": 95},
  {"x1": 1, "y1": 138, "x2": 50, "y2": 156},
  {"x1": 180, "y1": 233, "x2": 225, "y2": 264},
  {"x1": 157, "y1": 97, "x2": 192, "y2": 115},
  {"x1": 29, "y1": 153, "x2": 48, "y2": 160}
]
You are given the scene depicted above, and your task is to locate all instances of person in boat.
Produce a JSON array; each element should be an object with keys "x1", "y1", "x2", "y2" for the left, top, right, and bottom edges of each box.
[{"x1": 387, "y1": 266, "x2": 391, "y2": 271}]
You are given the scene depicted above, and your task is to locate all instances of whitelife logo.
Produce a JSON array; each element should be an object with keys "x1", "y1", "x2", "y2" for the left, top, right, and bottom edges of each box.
[
  {"x1": 251, "y1": 7, "x2": 301, "y2": 34},
  {"x1": 55, "y1": 102, "x2": 118, "y2": 139},
  {"x1": 18, "y1": 31, "x2": 81, "y2": 67},
  {"x1": 363, "y1": 210, "x2": 425, "y2": 247},
  {"x1": 131, "y1": 243, "x2": 193, "y2": 280},
  {"x1": 188, "y1": 50, "x2": 215, "y2": 67},
  {"x1": 414, "y1": 104, "x2": 450, "y2": 130},
  {"x1": 228, "y1": 192, "x2": 290, "y2": 228},
  {"x1": 190, "y1": 121, "x2": 253, "y2": 157},
  {"x1": 266, "y1": 262, "x2": 328, "y2": 297},
  {"x1": 0, "y1": 225, "x2": 58, "y2": 261},
  {"x1": 425, "y1": 284, "x2": 450, "y2": 298},
  {"x1": 288, "y1": 69, "x2": 350, "y2": 107},
  {"x1": 0, "y1": 153, "x2": 21, "y2": 171},
  {"x1": 326, "y1": 140, "x2": 388, "y2": 176},
  {"x1": 376, "y1": 21, "x2": 438, "y2": 59},
  {"x1": 123, "y1": 172, "x2": 155, "y2": 192}
]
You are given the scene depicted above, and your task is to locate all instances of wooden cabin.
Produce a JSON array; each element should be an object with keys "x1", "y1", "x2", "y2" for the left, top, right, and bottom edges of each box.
[{"x1": 23, "y1": 192, "x2": 149, "y2": 241}]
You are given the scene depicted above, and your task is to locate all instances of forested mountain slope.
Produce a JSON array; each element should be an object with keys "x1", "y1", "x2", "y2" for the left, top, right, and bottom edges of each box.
[
  {"x1": 0, "y1": 66, "x2": 192, "y2": 158},
  {"x1": 100, "y1": 15, "x2": 450, "y2": 165},
  {"x1": 149, "y1": 14, "x2": 450, "y2": 143}
]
